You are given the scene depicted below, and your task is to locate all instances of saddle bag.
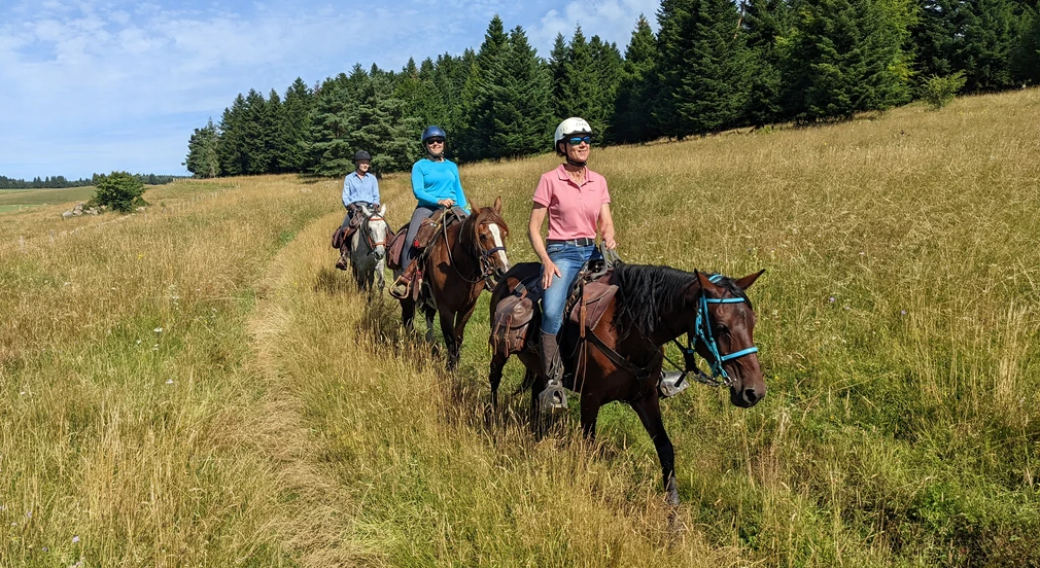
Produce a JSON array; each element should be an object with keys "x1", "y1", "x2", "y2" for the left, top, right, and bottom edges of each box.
[
  {"x1": 491, "y1": 283, "x2": 539, "y2": 358},
  {"x1": 331, "y1": 226, "x2": 350, "y2": 250}
]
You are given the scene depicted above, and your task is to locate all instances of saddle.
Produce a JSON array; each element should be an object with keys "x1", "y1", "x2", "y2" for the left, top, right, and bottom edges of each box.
[
  {"x1": 386, "y1": 223, "x2": 410, "y2": 270},
  {"x1": 330, "y1": 206, "x2": 367, "y2": 250},
  {"x1": 390, "y1": 208, "x2": 467, "y2": 301}
]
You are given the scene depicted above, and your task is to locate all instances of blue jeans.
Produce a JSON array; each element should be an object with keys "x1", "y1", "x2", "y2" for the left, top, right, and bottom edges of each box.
[{"x1": 540, "y1": 243, "x2": 601, "y2": 335}]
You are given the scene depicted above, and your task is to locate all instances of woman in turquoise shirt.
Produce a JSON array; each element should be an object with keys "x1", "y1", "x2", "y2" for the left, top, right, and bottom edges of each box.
[{"x1": 390, "y1": 126, "x2": 471, "y2": 299}]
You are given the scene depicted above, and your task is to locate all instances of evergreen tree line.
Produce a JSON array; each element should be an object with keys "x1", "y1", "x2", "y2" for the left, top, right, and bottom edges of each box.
[
  {"x1": 0, "y1": 173, "x2": 179, "y2": 190},
  {"x1": 186, "y1": 0, "x2": 1040, "y2": 178}
]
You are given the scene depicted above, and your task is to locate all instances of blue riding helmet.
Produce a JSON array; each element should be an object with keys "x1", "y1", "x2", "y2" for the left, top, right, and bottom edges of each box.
[{"x1": 421, "y1": 126, "x2": 447, "y2": 143}]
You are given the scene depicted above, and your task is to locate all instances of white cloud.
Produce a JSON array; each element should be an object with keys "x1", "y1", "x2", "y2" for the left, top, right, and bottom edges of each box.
[{"x1": 529, "y1": 0, "x2": 659, "y2": 52}]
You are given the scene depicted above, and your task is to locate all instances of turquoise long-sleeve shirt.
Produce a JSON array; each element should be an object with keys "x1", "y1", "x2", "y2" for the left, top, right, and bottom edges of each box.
[{"x1": 411, "y1": 159, "x2": 469, "y2": 211}]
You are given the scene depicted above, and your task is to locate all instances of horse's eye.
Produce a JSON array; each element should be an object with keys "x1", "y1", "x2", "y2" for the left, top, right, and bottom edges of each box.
[{"x1": 714, "y1": 324, "x2": 728, "y2": 336}]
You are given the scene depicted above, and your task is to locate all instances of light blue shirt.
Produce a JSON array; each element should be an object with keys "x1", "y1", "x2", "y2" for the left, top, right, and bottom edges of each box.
[
  {"x1": 342, "y1": 171, "x2": 380, "y2": 207},
  {"x1": 411, "y1": 159, "x2": 469, "y2": 211}
]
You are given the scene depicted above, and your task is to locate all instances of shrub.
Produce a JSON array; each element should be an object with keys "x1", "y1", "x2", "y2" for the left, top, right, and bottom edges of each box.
[
  {"x1": 922, "y1": 72, "x2": 967, "y2": 110},
  {"x1": 90, "y1": 171, "x2": 148, "y2": 213}
]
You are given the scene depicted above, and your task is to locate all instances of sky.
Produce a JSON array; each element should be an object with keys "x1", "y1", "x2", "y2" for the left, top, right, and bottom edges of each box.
[{"x1": 0, "y1": 0, "x2": 661, "y2": 181}]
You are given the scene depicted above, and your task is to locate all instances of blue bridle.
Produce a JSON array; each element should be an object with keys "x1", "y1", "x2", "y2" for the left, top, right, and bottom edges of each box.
[{"x1": 668, "y1": 273, "x2": 759, "y2": 388}]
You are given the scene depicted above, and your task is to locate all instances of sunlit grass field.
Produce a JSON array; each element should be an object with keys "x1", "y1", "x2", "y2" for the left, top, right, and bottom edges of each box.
[{"x1": 3, "y1": 89, "x2": 1039, "y2": 567}]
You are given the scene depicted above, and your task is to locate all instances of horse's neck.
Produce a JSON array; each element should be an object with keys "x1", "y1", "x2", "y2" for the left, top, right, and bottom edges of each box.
[
  {"x1": 447, "y1": 219, "x2": 479, "y2": 272},
  {"x1": 648, "y1": 283, "x2": 701, "y2": 346}
]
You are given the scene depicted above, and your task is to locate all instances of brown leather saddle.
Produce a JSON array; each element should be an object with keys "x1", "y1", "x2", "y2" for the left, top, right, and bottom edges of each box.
[{"x1": 490, "y1": 275, "x2": 542, "y2": 358}]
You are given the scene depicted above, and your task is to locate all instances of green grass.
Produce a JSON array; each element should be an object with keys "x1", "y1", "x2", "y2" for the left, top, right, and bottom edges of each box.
[
  {"x1": 3, "y1": 89, "x2": 1040, "y2": 567},
  {"x1": 0, "y1": 186, "x2": 96, "y2": 208}
]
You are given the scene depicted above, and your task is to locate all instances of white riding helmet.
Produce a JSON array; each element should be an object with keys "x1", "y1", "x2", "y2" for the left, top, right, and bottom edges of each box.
[{"x1": 554, "y1": 117, "x2": 593, "y2": 149}]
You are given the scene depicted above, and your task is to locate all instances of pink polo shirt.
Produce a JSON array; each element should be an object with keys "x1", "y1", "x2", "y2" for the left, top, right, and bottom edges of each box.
[{"x1": 532, "y1": 165, "x2": 611, "y2": 241}]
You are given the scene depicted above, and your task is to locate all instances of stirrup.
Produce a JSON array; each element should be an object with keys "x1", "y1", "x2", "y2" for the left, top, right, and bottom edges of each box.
[
  {"x1": 658, "y1": 371, "x2": 690, "y2": 398},
  {"x1": 389, "y1": 276, "x2": 411, "y2": 300},
  {"x1": 335, "y1": 253, "x2": 349, "y2": 271},
  {"x1": 538, "y1": 382, "x2": 568, "y2": 413}
]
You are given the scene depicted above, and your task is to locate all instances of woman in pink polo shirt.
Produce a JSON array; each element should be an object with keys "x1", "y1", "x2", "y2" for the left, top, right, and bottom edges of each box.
[{"x1": 529, "y1": 117, "x2": 618, "y2": 411}]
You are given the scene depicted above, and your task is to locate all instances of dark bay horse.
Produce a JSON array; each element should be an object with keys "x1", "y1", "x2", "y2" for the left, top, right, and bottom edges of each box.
[
  {"x1": 399, "y1": 198, "x2": 510, "y2": 369},
  {"x1": 488, "y1": 262, "x2": 766, "y2": 505}
]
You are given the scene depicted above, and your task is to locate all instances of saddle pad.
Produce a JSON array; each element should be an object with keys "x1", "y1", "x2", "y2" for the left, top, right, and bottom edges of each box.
[
  {"x1": 568, "y1": 277, "x2": 618, "y2": 331},
  {"x1": 386, "y1": 229, "x2": 408, "y2": 270}
]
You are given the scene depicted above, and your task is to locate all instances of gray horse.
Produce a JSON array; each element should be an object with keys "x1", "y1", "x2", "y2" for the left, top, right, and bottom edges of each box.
[{"x1": 349, "y1": 204, "x2": 389, "y2": 293}]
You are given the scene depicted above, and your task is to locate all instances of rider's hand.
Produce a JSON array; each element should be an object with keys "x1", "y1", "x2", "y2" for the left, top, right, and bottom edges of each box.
[
  {"x1": 438, "y1": 199, "x2": 454, "y2": 208},
  {"x1": 542, "y1": 261, "x2": 561, "y2": 290},
  {"x1": 604, "y1": 236, "x2": 617, "y2": 250}
]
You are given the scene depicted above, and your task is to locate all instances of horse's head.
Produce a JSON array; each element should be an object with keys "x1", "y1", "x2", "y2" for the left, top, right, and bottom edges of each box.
[
  {"x1": 685, "y1": 270, "x2": 766, "y2": 408},
  {"x1": 360, "y1": 204, "x2": 388, "y2": 259},
  {"x1": 466, "y1": 196, "x2": 510, "y2": 280}
]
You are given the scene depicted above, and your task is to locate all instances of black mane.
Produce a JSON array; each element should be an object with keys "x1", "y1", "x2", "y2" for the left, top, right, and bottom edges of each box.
[{"x1": 613, "y1": 264, "x2": 751, "y2": 341}]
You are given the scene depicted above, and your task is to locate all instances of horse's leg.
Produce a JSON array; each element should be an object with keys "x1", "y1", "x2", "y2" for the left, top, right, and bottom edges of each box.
[
  {"x1": 530, "y1": 371, "x2": 547, "y2": 439},
  {"x1": 438, "y1": 307, "x2": 457, "y2": 369},
  {"x1": 401, "y1": 298, "x2": 415, "y2": 329},
  {"x1": 489, "y1": 352, "x2": 507, "y2": 410},
  {"x1": 579, "y1": 394, "x2": 603, "y2": 441},
  {"x1": 449, "y1": 303, "x2": 477, "y2": 371},
  {"x1": 375, "y1": 259, "x2": 386, "y2": 294},
  {"x1": 630, "y1": 394, "x2": 679, "y2": 506},
  {"x1": 424, "y1": 304, "x2": 436, "y2": 344}
]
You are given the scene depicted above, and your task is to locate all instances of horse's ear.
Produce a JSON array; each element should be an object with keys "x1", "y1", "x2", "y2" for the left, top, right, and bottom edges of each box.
[
  {"x1": 696, "y1": 270, "x2": 722, "y2": 293},
  {"x1": 735, "y1": 269, "x2": 766, "y2": 291},
  {"x1": 493, "y1": 196, "x2": 503, "y2": 213},
  {"x1": 379, "y1": 204, "x2": 387, "y2": 216}
]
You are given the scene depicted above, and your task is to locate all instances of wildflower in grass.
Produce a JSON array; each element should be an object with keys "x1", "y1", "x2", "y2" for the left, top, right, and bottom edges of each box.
[
  {"x1": 844, "y1": 306, "x2": 851, "y2": 310},
  {"x1": 829, "y1": 297, "x2": 835, "y2": 303},
  {"x1": 136, "y1": 339, "x2": 142, "y2": 345},
  {"x1": 154, "y1": 327, "x2": 163, "y2": 333},
  {"x1": 72, "y1": 535, "x2": 80, "y2": 544},
  {"x1": 166, "y1": 379, "x2": 174, "y2": 385},
  {"x1": 901, "y1": 310, "x2": 907, "y2": 316}
]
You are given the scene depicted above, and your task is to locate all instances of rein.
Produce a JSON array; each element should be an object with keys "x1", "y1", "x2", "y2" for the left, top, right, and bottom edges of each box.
[{"x1": 443, "y1": 211, "x2": 505, "y2": 291}]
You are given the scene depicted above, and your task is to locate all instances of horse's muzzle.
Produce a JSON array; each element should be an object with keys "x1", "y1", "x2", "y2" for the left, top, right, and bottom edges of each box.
[{"x1": 372, "y1": 246, "x2": 386, "y2": 260}]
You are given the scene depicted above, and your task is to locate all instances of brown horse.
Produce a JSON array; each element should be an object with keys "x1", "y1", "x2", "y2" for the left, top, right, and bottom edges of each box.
[
  {"x1": 488, "y1": 262, "x2": 766, "y2": 505},
  {"x1": 399, "y1": 198, "x2": 510, "y2": 369}
]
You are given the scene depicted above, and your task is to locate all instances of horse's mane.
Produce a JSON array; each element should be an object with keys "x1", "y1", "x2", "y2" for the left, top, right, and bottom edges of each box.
[{"x1": 613, "y1": 264, "x2": 751, "y2": 341}]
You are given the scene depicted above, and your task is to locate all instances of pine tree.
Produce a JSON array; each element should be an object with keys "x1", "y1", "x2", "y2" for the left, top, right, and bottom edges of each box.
[
  {"x1": 1012, "y1": 7, "x2": 1040, "y2": 83},
  {"x1": 217, "y1": 94, "x2": 249, "y2": 176},
  {"x1": 556, "y1": 27, "x2": 601, "y2": 130},
  {"x1": 456, "y1": 16, "x2": 509, "y2": 161},
  {"x1": 657, "y1": 0, "x2": 754, "y2": 136},
  {"x1": 614, "y1": 16, "x2": 660, "y2": 143},
  {"x1": 184, "y1": 119, "x2": 220, "y2": 178},
  {"x1": 743, "y1": 0, "x2": 796, "y2": 126},
  {"x1": 488, "y1": 26, "x2": 553, "y2": 157},
  {"x1": 548, "y1": 33, "x2": 571, "y2": 118},
  {"x1": 782, "y1": 0, "x2": 913, "y2": 122},
  {"x1": 589, "y1": 36, "x2": 624, "y2": 143},
  {"x1": 279, "y1": 78, "x2": 314, "y2": 172},
  {"x1": 959, "y1": 0, "x2": 1018, "y2": 91},
  {"x1": 911, "y1": 0, "x2": 963, "y2": 82}
]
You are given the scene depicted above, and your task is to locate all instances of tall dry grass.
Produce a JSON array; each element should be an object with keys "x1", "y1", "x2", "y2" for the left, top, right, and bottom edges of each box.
[{"x1": 3, "y1": 88, "x2": 1040, "y2": 567}]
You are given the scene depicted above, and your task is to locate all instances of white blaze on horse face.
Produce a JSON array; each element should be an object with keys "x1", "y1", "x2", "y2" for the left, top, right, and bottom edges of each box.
[{"x1": 488, "y1": 223, "x2": 509, "y2": 268}]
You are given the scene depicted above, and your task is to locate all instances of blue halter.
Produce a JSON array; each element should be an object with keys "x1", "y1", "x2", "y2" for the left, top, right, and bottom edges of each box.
[{"x1": 670, "y1": 273, "x2": 759, "y2": 388}]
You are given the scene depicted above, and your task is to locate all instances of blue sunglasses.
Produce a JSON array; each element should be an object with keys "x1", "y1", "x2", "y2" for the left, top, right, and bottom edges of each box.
[{"x1": 567, "y1": 136, "x2": 592, "y2": 146}]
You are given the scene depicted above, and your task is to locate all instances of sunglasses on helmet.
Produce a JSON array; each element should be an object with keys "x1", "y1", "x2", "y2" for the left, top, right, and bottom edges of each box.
[{"x1": 567, "y1": 135, "x2": 592, "y2": 146}]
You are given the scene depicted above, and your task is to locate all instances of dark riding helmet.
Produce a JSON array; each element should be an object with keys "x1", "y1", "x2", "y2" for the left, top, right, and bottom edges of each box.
[
  {"x1": 421, "y1": 126, "x2": 447, "y2": 143},
  {"x1": 353, "y1": 150, "x2": 372, "y2": 163}
]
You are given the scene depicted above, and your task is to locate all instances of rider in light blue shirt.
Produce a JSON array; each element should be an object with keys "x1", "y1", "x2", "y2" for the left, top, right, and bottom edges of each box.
[{"x1": 342, "y1": 151, "x2": 380, "y2": 211}]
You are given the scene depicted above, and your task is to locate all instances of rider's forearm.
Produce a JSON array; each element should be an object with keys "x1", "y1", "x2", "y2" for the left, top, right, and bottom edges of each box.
[{"x1": 529, "y1": 211, "x2": 550, "y2": 264}]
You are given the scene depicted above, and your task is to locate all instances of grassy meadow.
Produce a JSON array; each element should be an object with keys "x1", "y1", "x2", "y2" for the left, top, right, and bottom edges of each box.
[{"x1": 2, "y1": 89, "x2": 1040, "y2": 567}]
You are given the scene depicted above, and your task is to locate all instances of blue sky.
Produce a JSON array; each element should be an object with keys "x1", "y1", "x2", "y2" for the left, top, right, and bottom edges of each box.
[{"x1": 0, "y1": 0, "x2": 660, "y2": 180}]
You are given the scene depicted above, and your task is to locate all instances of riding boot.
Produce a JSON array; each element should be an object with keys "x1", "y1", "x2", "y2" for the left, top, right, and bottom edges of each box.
[
  {"x1": 538, "y1": 331, "x2": 568, "y2": 412},
  {"x1": 389, "y1": 262, "x2": 416, "y2": 300}
]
